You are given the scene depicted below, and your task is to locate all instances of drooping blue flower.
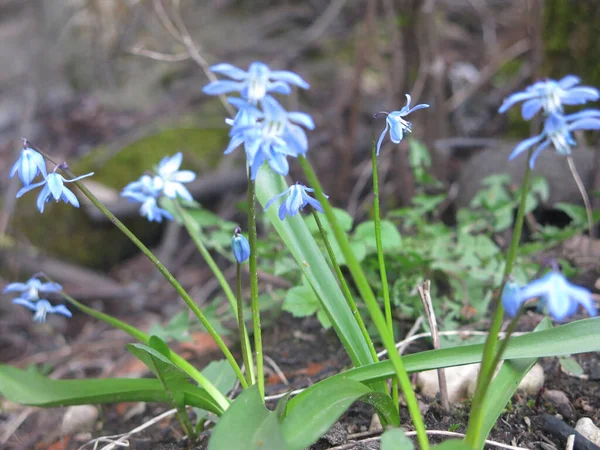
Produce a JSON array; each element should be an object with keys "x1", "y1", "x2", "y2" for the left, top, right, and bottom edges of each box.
[
  {"x1": 375, "y1": 95, "x2": 430, "y2": 155},
  {"x1": 232, "y1": 228, "x2": 250, "y2": 263},
  {"x1": 508, "y1": 110, "x2": 600, "y2": 168},
  {"x1": 203, "y1": 62, "x2": 309, "y2": 103},
  {"x1": 155, "y1": 153, "x2": 196, "y2": 201},
  {"x1": 4, "y1": 277, "x2": 62, "y2": 302},
  {"x1": 13, "y1": 298, "x2": 72, "y2": 323},
  {"x1": 499, "y1": 75, "x2": 600, "y2": 120},
  {"x1": 265, "y1": 183, "x2": 327, "y2": 220},
  {"x1": 226, "y1": 96, "x2": 315, "y2": 179},
  {"x1": 501, "y1": 280, "x2": 523, "y2": 318},
  {"x1": 9, "y1": 147, "x2": 47, "y2": 187},
  {"x1": 516, "y1": 271, "x2": 596, "y2": 321},
  {"x1": 16, "y1": 171, "x2": 94, "y2": 213},
  {"x1": 121, "y1": 175, "x2": 173, "y2": 223}
]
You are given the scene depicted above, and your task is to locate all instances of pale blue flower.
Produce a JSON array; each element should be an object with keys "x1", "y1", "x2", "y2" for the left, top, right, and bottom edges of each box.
[
  {"x1": 499, "y1": 75, "x2": 600, "y2": 120},
  {"x1": 376, "y1": 95, "x2": 430, "y2": 155},
  {"x1": 509, "y1": 110, "x2": 600, "y2": 168},
  {"x1": 232, "y1": 228, "x2": 250, "y2": 263},
  {"x1": 4, "y1": 277, "x2": 62, "y2": 302},
  {"x1": 122, "y1": 175, "x2": 172, "y2": 223},
  {"x1": 9, "y1": 147, "x2": 47, "y2": 187},
  {"x1": 226, "y1": 96, "x2": 315, "y2": 179},
  {"x1": 516, "y1": 271, "x2": 596, "y2": 321},
  {"x1": 13, "y1": 298, "x2": 72, "y2": 323},
  {"x1": 155, "y1": 153, "x2": 196, "y2": 201},
  {"x1": 501, "y1": 280, "x2": 522, "y2": 318},
  {"x1": 203, "y1": 62, "x2": 309, "y2": 103},
  {"x1": 16, "y1": 171, "x2": 94, "y2": 213},
  {"x1": 265, "y1": 183, "x2": 326, "y2": 220}
]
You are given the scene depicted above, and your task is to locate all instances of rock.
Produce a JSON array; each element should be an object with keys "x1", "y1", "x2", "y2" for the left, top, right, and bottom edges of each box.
[
  {"x1": 542, "y1": 390, "x2": 576, "y2": 421},
  {"x1": 575, "y1": 418, "x2": 600, "y2": 446},
  {"x1": 466, "y1": 363, "x2": 544, "y2": 398},
  {"x1": 416, "y1": 364, "x2": 479, "y2": 404},
  {"x1": 60, "y1": 405, "x2": 98, "y2": 435}
]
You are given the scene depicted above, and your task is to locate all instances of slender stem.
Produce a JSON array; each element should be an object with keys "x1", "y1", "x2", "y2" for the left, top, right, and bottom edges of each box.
[
  {"x1": 61, "y1": 171, "x2": 247, "y2": 389},
  {"x1": 466, "y1": 150, "x2": 533, "y2": 448},
  {"x1": 175, "y1": 202, "x2": 254, "y2": 381},
  {"x1": 311, "y1": 210, "x2": 378, "y2": 361},
  {"x1": 237, "y1": 263, "x2": 255, "y2": 386},
  {"x1": 371, "y1": 139, "x2": 399, "y2": 411},
  {"x1": 567, "y1": 155, "x2": 594, "y2": 238},
  {"x1": 300, "y1": 156, "x2": 430, "y2": 450},
  {"x1": 247, "y1": 179, "x2": 264, "y2": 399},
  {"x1": 59, "y1": 291, "x2": 231, "y2": 411}
]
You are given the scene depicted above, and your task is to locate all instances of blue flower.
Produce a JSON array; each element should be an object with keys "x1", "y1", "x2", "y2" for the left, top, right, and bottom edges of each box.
[
  {"x1": 4, "y1": 277, "x2": 62, "y2": 302},
  {"x1": 516, "y1": 271, "x2": 596, "y2": 321},
  {"x1": 13, "y1": 298, "x2": 72, "y2": 323},
  {"x1": 122, "y1": 175, "x2": 172, "y2": 223},
  {"x1": 9, "y1": 147, "x2": 47, "y2": 187},
  {"x1": 265, "y1": 183, "x2": 327, "y2": 220},
  {"x1": 232, "y1": 228, "x2": 250, "y2": 263},
  {"x1": 155, "y1": 153, "x2": 196, "y2": 201},
  {"x1": 226, "y1": 96, "x2": 315, "y2": 179},
  {"x1": 16, "y1": 171, "x2": 94, "y2": 213},
  {"x1": 375, "y1": 95, "x2": 430, "y2": 155},
  {"x1": 501, "y1": 280, "x2": 522, "y2": 318},
  {"x1": 499, "y1": 75, "x2": 600, "y2": 120},
  {"x1": 203, "y1": 62, "x2": 309, "y2": 103},
  {"x1": 508, "y1": 110, "x2": 600, "y2": 168}
]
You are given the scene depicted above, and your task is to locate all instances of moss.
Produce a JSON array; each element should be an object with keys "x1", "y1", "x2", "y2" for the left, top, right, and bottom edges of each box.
[{"x1": 13, "y1": 127, "x2": 228, "y2": 270}]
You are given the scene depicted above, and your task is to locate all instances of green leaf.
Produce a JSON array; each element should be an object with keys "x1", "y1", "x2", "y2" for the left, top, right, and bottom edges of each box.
[
  {"x1": 255, "y1": 168, "x2": 376, "y2": 368},
  {"x1": 201, "y1": 360, "x2": 237, "y2": 396},
  {"x1": 283, "y1": 285, "x2": 319, "y2": 317},
  {"x1": 282, "y1": 378, "x2": 399, "y2": 450},
  {"x1": 558, "y1": 356, "x2": 584, "y2": 376},
  {"x1": 433, "y1": 439, "x2": 471, "y2": 450},
  {"x1": 476, "y1": 318, "x2": 552, "y2": 448},
  {"x1": 208, "y1": 385, "x2": 285, "y2": 450},
  {"x1": 354, "y1": 221, "x2": 402, "y2": 252},
  {"x1": 381, "y1": 427, "x2": 414, "y2": 450},
  {"x1": 555, "y1": 203, "x2": 590, "y2": 226},
  {"x1": 0, "y1": 365, "x2": 223, "y2": 414},
  {"x1": 149, "y1": 311, "x2": 192, "y2": 342}
]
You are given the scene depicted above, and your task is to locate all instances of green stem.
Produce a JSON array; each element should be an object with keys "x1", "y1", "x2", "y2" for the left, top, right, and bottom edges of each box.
[
  {"x1": 300, "y1": 156, "x2": 430, "y2": 450},
  {"x1": 466, "y1": 150, "x2": 533, "y2": 448},
  {"x1": 311, "y1": 210, "x2": 378, "y2": 361},
  {"x1": 63, "y1": 172, "x2": 247, "y2": 390},
  {"x1": 371, "y1": 138, "x2": 399, "y2": 411},
  {"x1": 59, "y1": 291, "x2": 230, "y2": 411},
  {"x1": 175, "y1": 202, "x2": 254, "y2": 383},
  {"x1": 237, "y1": 263, "x2": 255, "y2": 386},
  {"x1": 247, "y1": 179, "x2": 264, "y2": 399}
]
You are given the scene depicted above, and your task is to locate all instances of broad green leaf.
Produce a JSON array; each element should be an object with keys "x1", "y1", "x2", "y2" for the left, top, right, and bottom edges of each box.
[
  {"x1": 201, "y1": 360, "x2": 237, "y2": 396},
  {"x1": 149, "y1": 311, "x2": 192, "y2": 342},
  {"x1": 299, "y1": 317, "x2": 600, "y2": 391},
  {"x1": 0, "y1": 365, "x2": 223, "y2": 414},
  {"x1": 558, "y1": 356, "x2": 584, "y2": 376},
  {"x1": 283, "y1": 285, "x2": 320, "y2": 317},
  {"x1": 208, "y1": 385, "x2": 285, "y2": 450},
  {"x1": 381, "y1": 427, "x2": 414, "y2": 450},
  {"x1": 555, "y1": 203, "x2": 595, "y2": 226},
  {"x1": 476, "y1": 318, "x2": 552, "y2": 448},
  {"x1": 354, "y1": 221, "x2": 402, "y2": 252},
  {"x1": 282, "y1": 378, "x2": 399, "y2": 450},
  {"x1": 255, "y1": 168, "x2": 376, "y2": 368}
]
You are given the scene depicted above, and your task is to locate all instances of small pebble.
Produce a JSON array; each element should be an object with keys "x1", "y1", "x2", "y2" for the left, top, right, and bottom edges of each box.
[
  {"x1": 575, "y1": 417, "x2": 600, "y2": 446},
  {"x1": 61, "y1": 405, "x2": 99, "y2": 435},
  {"x1": 542, "y1": 390, "x2": 576, "y2": 421}
]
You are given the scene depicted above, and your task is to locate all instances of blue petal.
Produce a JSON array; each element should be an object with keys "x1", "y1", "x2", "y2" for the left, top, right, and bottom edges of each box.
[
  {"x1": 16, "y1": 179, "x2": 47, "y2": 198},
  {"x1": 287, "y1": 112, "x2": 315, "y2": 130},
  {"x1": 47, "y1": 174, "x2": 64, "y2": 200},
  {"x1": 12, "y1": 298, "x2": 37, "y2": 311},
  {"x1": 278, "y1": 202, "x2": 289, "y2": 220},
  {"x1": 285, "y1": 186, "x2": 303, "y2": 216},
  {"x1": 209, "y1": 63, "x2": 248, "y2": 80},
  {"x1": 376, "y1": 121, "x2": 389, "y2": 156},
  {"x1": 558, "y1": 75, "x2": 580, "y2": 89},
  {"x1": 508, "y1": 134, "x2": 545, "y2": 161},
  {"x1": 266, "y1": 81, "x2": 292, "y2": 95},
  {"x1": 498, "y1": 91, "x2": 535, "y2": 113},
  {"x1": 269, "y1": 70, "x2": 310, "y2": 89},
  {"x1": 405, "y1": 103, "x2": 430, "y2": 115},
  {"x1": 36, "y1": 185, "x2": 51, "y2": 213},
  {"x1": 61, "y1": 187, "x2": 80, "y2": 207},
  {"x1": 564, "y1": 109, "x2": 600, "y2": 121},
  {"x1": 249, "y1": 151, "x2": 265, "y2": 180},
  {"x1": 264, "y1": 187, "x2": 290, "y2": 211},
  {"x1": 567, "y1": 118, "x2": 600, "y2": 131},
  {"x1": 562, "y1": 87, "x2": 600, "y2": 104},
  {"x1": 566, "y1": 284, "x2": 596, "y2": 317},
  {"x1": 268, "y1": 151, "x2": 289, "y2": 177},
  {"x1": 545, "y1": 289, "x2": 571, "y2": 321},
  {"x1": 303, "y1": 194, "x2": 323, "y2": 213},
  {"x1": 388, "y1": 120, "x2": 405, "y2": 143},
  {"x1": 203, "y1": 80, "x2": 245, "y2": 95},
  {"x1": 3, "y1": 282, "x2": 28, "y2": 293},
  {"x1": 518, "y1": 274, "x2": 552, "y2": 302},
  {"x1": 521, "y1": 99, "x2": 542, "y2": 120},
  {"x1": 49, "y1": 304, "x2": 72, "y2": 318},
  {"x1": 501, "y1": 281, "x2": 522, "y2": 317},
  {"x1": 529, "y1": 139, "x2": 551, "y2": 169}
]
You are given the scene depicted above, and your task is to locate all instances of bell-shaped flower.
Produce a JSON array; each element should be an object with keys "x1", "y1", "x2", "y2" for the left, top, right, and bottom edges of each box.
[
  {"x1": 376, "y1": 95, "x2": 430, "y2": 155},
  {"x1": 203, "y1": 62, "x2": 309, "y2": 103},
  {"x1": 226, "y1": 96, "x2": 315, "y2": 179},
  {"x1": 122, "y1": 175, "x2": 172, "y2": 223},
  {"x1": 265, "y1": 183, "x2": 327, "y2": 220},
  {"x1": 518, "y1": 271, "x2": 596, "y2": 321},
  {"x1": 13, "y1": 298, "x2": 72, "y2": 323},
  {"x1": 155, "y1": 153, "x2": 196, "y2": 201},
  {"x1": 499, "y1": 75, "x2": 600, "y2": 120},
  {"x1": 4, "y1": 277, "x2": 62, "y2": 302},
  {"x1": 501, "y1": 280, "x2": 523, "y2": 318},
  {"x1": 232, "y1": 228, "x2": 250, "y2": 263},
  {"x1": 10, "y1": 147, "x2": 47, "y2": 187},
  {"x1": 16, "y1": 171, "x2": 94, "y2": 213},
  {"x1": 509, "y1": 110, "x2": 600, "y2": 168}
]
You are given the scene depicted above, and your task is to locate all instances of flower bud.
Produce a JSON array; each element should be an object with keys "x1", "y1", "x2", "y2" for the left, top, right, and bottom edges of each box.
[{"x1": 232, "y1": 228, "x2": 250, "y2": 263}]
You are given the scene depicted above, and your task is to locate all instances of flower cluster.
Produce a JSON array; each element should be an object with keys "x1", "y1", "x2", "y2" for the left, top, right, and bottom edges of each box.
[
  {"x1": 502, "y1": 271, "x2": 596, "y2": 321},
  {"x1": 203, "y1": 62, "x2": 313, "y2": 180},
  {"x1": 499, "y1": 75, "x2": 600, "y2": 168},
  {"x1": 11, "y1": 141, "x2": 93, "y2": 213},
  {"x1": 375, "y1": 95, "x2": 430, "y2": 155},
  {"x1": 122, "y1": 153, "x2": 195, "y2": 222},
  {"x1": 4, "y1": 276, "x2": 71, "y2": 323}
]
